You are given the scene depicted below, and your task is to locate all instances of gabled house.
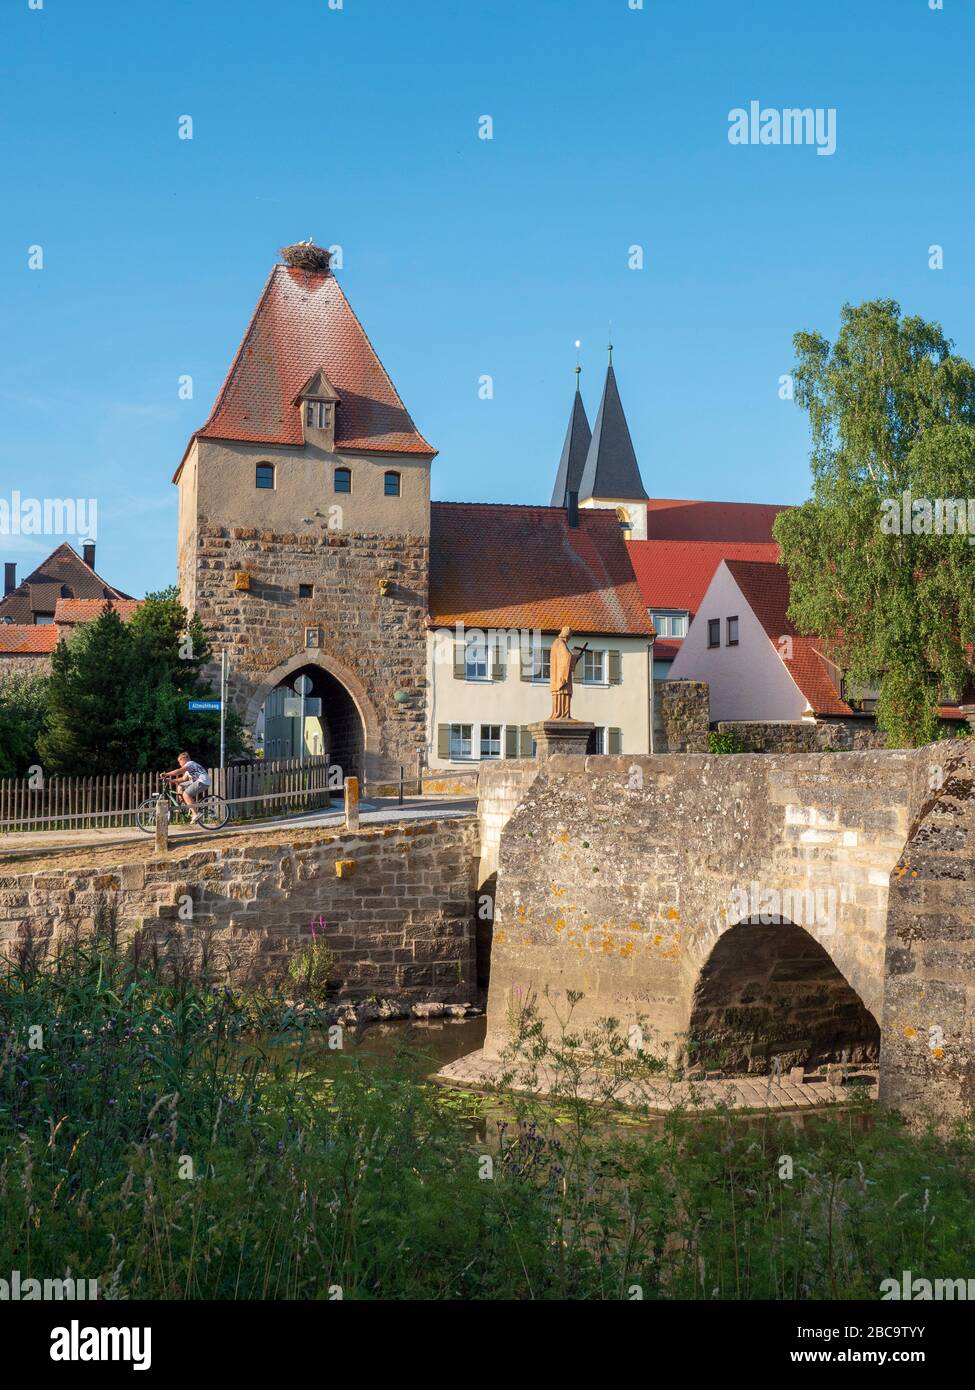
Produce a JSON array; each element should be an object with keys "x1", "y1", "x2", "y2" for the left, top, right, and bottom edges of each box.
[
  {"x1": 1, "y1": 542, "x2": 130, "y2": 626},
  {"x1": 668, "y1": 558, "x2": 866, "y2": 721},
  {"x1": 426, "y1": 500, "x2": 655, "y2": 766}
]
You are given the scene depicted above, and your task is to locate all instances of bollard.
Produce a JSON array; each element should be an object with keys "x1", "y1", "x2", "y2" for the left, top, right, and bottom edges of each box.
[
  {"x1": 154, "y1": 797, "x2": 170, "y2": 853},
  {"x1": 344, "y1": 775, "x2": 359, "y2": 830}
]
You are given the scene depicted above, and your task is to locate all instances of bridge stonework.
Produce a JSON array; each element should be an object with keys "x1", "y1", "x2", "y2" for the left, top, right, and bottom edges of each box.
[{"x1": 479, "y1": 741, "x2": 975, "y2": 1126}]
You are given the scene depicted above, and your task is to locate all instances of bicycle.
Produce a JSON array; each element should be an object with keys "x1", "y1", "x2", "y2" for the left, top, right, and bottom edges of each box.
[{"x1": 135, "y1": 776, "x2": 231, "y2": 833}]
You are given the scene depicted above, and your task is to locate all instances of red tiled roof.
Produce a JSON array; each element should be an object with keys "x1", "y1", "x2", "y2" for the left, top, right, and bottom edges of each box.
[
  {"x1": 429, "y1": 502, "x2": 655, "y2": 636},
  {"x1": 176, "y1": 265, "x2": 435, "y2": 478},
  {"x1": 0, "y1": 624, "x2": 60, "y2": 654},
  {"x1": 647, "y1": 497, "x2": 789, "y2": 542},
  {"x1": 723, "y1": 559, "x2": 852, "y2": 717},
  {"x1": 626, "y1": 539, "x2": 781, "y2": 616},
  {"x1": 54, "y1": 597, "x2": 142, "y2": 625},
  {"x1": 0, "y1": 543, "x2": 131, "y2": 625}
]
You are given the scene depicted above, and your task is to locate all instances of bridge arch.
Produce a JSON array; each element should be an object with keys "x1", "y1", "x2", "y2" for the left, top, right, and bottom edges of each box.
[{"x1": 687, "y1": 916, "x2": 880, "y2": 1075}]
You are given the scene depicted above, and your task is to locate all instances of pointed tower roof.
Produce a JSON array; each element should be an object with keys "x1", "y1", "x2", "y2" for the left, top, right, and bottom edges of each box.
[
  {"x1": 549, "y1": 370, "x2": 591, "y2": 506},
  {"x1": 174, "y1": 250, "x2": 434, "y2": 479},
  {"x1": 578, "y1": 355, "x2": 648, "y2": 502}
]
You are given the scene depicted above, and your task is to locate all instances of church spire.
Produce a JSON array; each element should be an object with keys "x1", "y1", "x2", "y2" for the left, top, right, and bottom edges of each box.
[
  {"x1": 578, "y1": 355, "x2": 648, "y2": 503},
  {"x1": 549, "y1": 355, "x2": 592, "y2": 508}
]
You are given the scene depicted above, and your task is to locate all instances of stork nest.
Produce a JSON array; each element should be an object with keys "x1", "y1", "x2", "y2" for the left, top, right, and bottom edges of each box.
[{"x1": 280, "y1": 242, "x2": 332, "y2": 272}]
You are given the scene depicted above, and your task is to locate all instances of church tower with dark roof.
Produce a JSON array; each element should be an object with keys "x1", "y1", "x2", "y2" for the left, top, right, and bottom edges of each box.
[
  {"x1": 577, "y1": 349, "x2": 649, "y2": 539},
  {"x1": 174, "y1": 243, "x2": 435, "y2": 780},
  {"x1": 550, "y1": 366, "x2": 591, "y2": 508}
]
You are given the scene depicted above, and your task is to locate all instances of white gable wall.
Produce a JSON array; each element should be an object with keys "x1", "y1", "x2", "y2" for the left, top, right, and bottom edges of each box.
[{"x1": 668, "y1": 563, "x2": 808, "y2": 721}]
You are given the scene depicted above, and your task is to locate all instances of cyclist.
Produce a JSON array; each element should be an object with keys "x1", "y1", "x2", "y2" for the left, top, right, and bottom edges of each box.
[{"x1": 161, "y1": 751, "x2": 211, "y2": 825}]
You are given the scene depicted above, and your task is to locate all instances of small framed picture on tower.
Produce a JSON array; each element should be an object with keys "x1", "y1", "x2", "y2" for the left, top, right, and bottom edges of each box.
[{"x1": 305, "y1": 626, "x2": 321, "y2": 649}]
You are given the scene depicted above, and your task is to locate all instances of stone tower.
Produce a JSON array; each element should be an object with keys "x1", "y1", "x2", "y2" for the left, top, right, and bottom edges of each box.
[{"x1": 174, "y1": 244, "x2": 436, "y2": 780}]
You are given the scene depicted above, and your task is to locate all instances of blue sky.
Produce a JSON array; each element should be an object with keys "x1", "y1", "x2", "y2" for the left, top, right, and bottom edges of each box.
[{"x1": 1, "y1": 0, "x2": 972, "y2": 598}]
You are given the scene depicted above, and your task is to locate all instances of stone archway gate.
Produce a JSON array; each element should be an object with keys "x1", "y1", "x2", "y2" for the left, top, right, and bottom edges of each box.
[{"x1": 478, "y1": 740, "x2": 975, "y2": 1126}]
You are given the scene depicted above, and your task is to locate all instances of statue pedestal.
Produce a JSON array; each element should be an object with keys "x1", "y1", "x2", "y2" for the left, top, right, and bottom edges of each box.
[{"x1": 528, "y1": 719, "x2": 594, "y2": 759}]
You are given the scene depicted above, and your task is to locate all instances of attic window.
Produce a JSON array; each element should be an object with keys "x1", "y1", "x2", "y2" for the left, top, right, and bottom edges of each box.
[{"x1": 306, "y1": 400, "x2": 332, "y2": 430}]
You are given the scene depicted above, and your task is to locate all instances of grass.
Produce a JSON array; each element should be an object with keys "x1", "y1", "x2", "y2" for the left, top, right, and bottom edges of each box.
[{"x1": 2, "y1": 904, "x2": 974, "y2": 1300}]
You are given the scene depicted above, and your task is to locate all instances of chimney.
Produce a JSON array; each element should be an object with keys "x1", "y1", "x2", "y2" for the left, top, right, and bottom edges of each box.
[
  {"x1": 4, "y1": 562, "x2": 15, "y2": 596},
  {"x1": 82, "y1": 540, "x2": 96, "y2": 569},
  {"x1": 566, "y1": 490, "x2": 579, "y2": 528}
]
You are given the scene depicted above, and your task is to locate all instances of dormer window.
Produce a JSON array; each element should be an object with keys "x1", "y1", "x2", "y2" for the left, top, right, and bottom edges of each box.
[
  {"x1": 297, "y1": 369, "x2": 340, "y2": 449},
  {"x1": 306, "y1": 400, "x2": 332, "y2": 431}
]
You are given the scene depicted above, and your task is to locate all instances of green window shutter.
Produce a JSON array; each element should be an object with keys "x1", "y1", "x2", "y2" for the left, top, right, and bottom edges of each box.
[
  {"x1": 453, "y1": 640, "x2": 465, "y2": 680},
  {"x1": 492, "y1": 633, "x2": 507, "y2": 680},
  {"x1": 437, "y1": 724, "x2": 450, "y2": 759},
  {"x1": 608, "y1": 650, "x2": 622, "y2": 684},
  {"x1": 608, "y1": 727, "x2": 622, "y2": 754},
  {"x1": 520, "y1": 641, "x2": 534, "y2": 681},
  {"x1": 519, "y1": 726, "x2": 534, "y2": 757},
  {"x1": 504, "y1": 725, "x2": 518, "y2": 758}
]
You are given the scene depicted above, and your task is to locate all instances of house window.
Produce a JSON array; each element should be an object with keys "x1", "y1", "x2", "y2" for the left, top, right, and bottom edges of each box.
[
  {"x1": 528, "y1": 643, "x2": 551, "y2": 681},
  {"x1": 256, "y1": 463, "x2": 275, "y2": 489},
  {"x1": 581, "y1": 649, "x2": 605, "y2": 684},
  {"x1": 590, "y1": 726, "x2": 606, "y2": 754},
  {"x1": 384, "y1": 470, "x2": 401, "y2": 497},
  {"x1": 306, "y1": 401, "x2": 331, "y2": 429},
  {"x1": 298, "y1": 584, "x2": 314, "y2": 599},
  {"x1": 480, "y1": 724, "x2": 502, "y2": 759},
  {"x1": 465, "y1": 635, "x2": 489, "y2": 681},
  {"x1": 652, "y1": 612, "x2": 689, "y2": 638},
  {"x1": 707, "y1": 619, "x2": 720, "y2": 648},
  {"x1": 334, "y1": 467, "x2": 352, "y2": 493},
  {"x1": 449, "y1": 723, "x2": 473, "y2": 760},
  {"x1": 726, "y1": 616, "x2": 739, "y2": 646}
]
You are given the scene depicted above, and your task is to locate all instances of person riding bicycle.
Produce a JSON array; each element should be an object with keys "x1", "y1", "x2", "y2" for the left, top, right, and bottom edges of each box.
[{"x1": 161, "y1": 752, "x2": 211, "y2": 825}]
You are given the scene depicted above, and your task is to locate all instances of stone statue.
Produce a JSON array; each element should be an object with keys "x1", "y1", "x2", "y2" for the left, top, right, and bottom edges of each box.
[{"x1": 549, "y1": 626, "x2": 588, "y2": 720}]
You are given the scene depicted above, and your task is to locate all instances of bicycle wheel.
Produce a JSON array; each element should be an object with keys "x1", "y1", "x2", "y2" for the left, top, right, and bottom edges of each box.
[
  {"x1": 196, "y1": 794, "x2": 230, "y2": 830},
  {"x1": 135, "y1": 797, "x2": 163, "y2": 834}
]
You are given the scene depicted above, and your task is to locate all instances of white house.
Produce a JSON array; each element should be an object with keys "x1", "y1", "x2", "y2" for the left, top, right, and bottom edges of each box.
[{"x1": 667, "y1": 558, "x2": 852, "y2": 721}]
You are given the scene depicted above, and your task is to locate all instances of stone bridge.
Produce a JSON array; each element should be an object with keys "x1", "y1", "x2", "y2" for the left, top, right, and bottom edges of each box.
[{"x1": 477, "y1": 740, "x2": 975, "y2": 1123}]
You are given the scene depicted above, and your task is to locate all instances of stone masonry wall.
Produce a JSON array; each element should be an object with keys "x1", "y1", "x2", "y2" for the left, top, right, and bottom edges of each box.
[
  {"x1": 193, "y1": 522, "x2": 429, "y2": 779},
  {"x1": 880, "y1": 740, "x2": 975, "y2": 1123},
  {"x1": 0, "y1": 655, "x2": 51, "y2": 681},
  {"x1": 716, "y1": 720, "x2": 889, "y2": 753},
  {"x1": 655, "y1": 679, "x2": 710, "y2": 752},
  {"x1": 0, "y1": 818, "x2": 479, "y2": 1003}
]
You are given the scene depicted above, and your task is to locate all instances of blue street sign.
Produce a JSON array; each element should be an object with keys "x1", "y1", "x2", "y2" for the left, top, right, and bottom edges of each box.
[{"x1": 188, "y1": 700, "x2": 221, "y2": 711}]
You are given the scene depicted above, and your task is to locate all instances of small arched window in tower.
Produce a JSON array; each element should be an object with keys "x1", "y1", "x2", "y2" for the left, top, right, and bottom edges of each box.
[
  {"x1": 384, "y1": 470, "x2": 401, "y2": 497},
  {"x1": 256, "y1": 463, "x2": 275, "y2": 490},
  {"x1": 334, "y1": 466, "x2": 352, "y2": 494},
  {"x1": 615, "y1": 505, "x2": 632, "y2": 536}
]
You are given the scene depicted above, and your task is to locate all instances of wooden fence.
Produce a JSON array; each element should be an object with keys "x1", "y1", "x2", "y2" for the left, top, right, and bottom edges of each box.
[{"x1": 0, "y1": 756, "x2": 334, "y2": 834}]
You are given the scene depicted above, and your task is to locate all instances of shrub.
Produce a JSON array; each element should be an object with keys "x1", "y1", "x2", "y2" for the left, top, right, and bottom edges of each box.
[{"x1": 707, "y1": 730, "x2": 747, "y2": 755}]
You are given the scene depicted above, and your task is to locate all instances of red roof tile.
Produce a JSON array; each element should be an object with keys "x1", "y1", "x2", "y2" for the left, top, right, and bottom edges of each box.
[
  {"x1": 626, "y1": 539, "x2": 781, "y2": 617},
  {"x1": 177, "y1": 265, "x2": 434, "y2": 477},
  {"x1": 723, "y1": 559, "x2": 852, "y2": 717},
  {"x1": 0, "y1": 542, "x2": 131, "y2": 625},
  {"x1": 646, "y1": 497, "x2": 788, "y2": 542},
  {"x1": 0, "y1": 624, "x2": 60, "y2": 654},
  {"x1": 429, "y1": 503, "x2": 654, "y2": 636},
  {"x1": 54, "y1": 598, "x2": 142, "y2": 625}
]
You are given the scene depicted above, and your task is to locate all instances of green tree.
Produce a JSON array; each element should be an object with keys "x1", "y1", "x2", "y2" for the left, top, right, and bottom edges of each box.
[
  {"x1": 38, "y1": 606, "x2": 134, "y2": 773},
  {"x1": 36, "y1": 590, "x2": 248, "y2": 776},
  {"x1": 775, "y1": 299, "x2": 975, "y2": 747},
  {"x1": 0, "y1": 671, "x2": 48, "y2": 778}
]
